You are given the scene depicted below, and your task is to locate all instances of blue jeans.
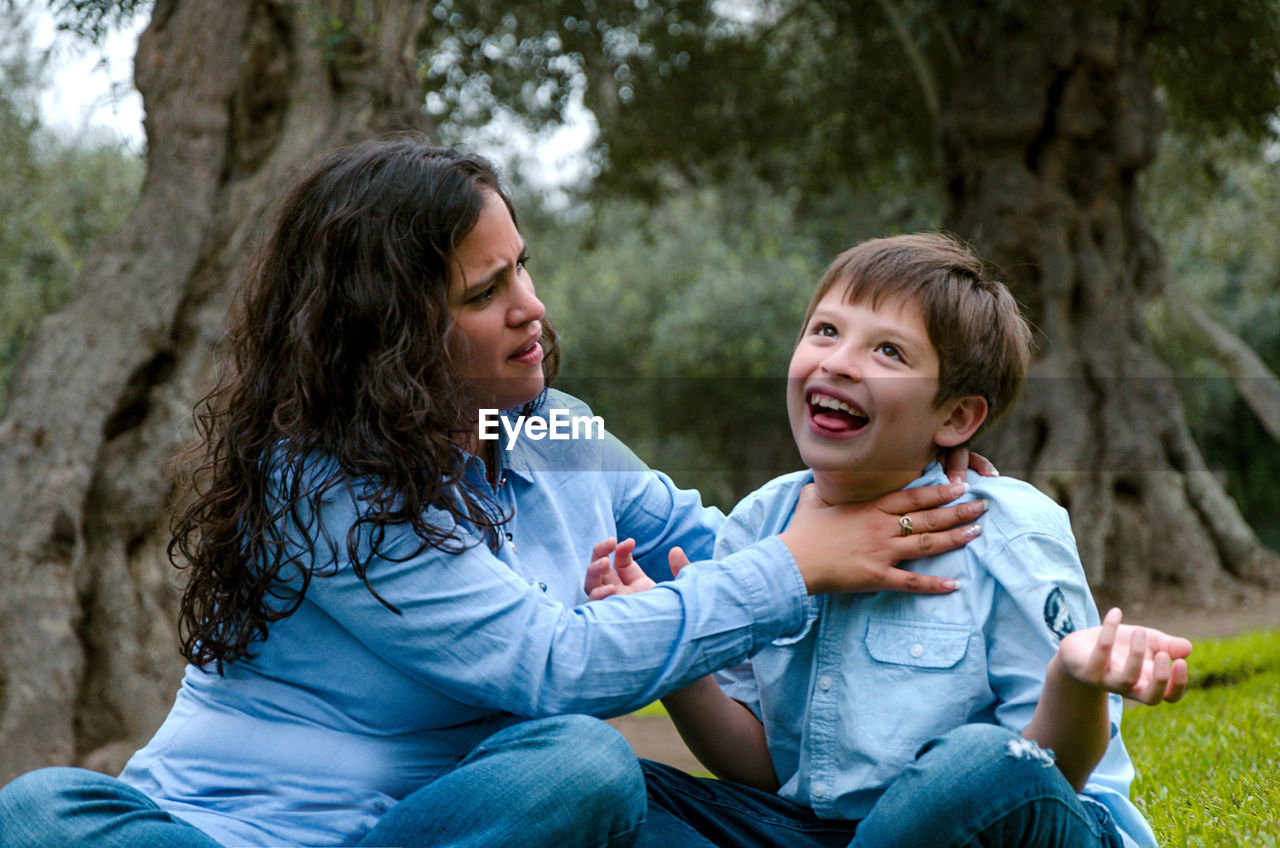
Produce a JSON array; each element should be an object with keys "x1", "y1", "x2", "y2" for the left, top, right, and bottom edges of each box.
[
  {"x1": 637, "y1": 724, "x2": 1124, "y2": 848},
  {"x1": 0, "y1": 714, "x2": 644, "y2": 848}
]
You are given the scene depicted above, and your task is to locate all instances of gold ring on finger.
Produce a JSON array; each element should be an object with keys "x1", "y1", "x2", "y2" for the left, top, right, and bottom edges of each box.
[{"x1": 899, "y1": 515, "x2": 914, "y2": 537}]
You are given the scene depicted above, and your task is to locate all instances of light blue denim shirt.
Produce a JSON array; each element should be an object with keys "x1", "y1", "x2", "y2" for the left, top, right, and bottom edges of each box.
[
  {"x1": 119, "y1": 390, "x2": 808, "y2": 847},
  {"x1": 715, "y1": 463, "x2": 1158, "y2": 848}
]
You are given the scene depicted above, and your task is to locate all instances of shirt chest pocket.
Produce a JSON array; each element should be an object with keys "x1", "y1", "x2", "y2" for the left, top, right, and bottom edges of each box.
[{"x1": 864, "y1": 618, "x2": 971, "y2": 669}]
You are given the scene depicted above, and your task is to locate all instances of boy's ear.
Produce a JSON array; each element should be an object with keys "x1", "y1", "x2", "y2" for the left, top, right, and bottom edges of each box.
[{"x1": 933, "y1": 396, "x2": 988, "y2": 448}]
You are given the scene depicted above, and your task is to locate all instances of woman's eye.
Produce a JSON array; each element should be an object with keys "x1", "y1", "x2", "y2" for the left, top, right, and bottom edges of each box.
[
  {"x1": 470, "y1": 285, "x2": 497, "y2": 304},
  {"x1": 517, "y1": 252, "x2": 531, "y2": 273}
]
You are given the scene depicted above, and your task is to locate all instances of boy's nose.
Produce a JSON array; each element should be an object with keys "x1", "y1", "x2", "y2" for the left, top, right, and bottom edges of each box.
[{"x1": 819, "y1": 345, "x2": 864, "y2": 381}]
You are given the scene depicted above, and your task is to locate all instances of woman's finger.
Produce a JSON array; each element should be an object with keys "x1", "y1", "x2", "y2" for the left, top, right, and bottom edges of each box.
[
  {"x1": 888, "y1": 523, "x2": 983, "y2": 562},
  {"x1": 901, "y1": 500, "x2": 988, "y2": 534},
  {"x1": 874, "y1": 482, "x2": 971, "y2": 517},
  {"x1": 966, "y1": 451, "x2": 999, "y2": 479},
  {"x1": 942, "y1": 446, "x2": 971, "y2": 485},
  {"x1": 880, "y1": 566, "x2": 958, "y2": 594}
]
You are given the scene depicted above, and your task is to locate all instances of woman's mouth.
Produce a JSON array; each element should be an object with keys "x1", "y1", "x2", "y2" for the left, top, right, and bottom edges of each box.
[
  {"x1": 509, "y1": 339, "x2": 544, "y2": 366},
  {"x1": 807, "y1": 391, "x2": 870, "y2": 435}
]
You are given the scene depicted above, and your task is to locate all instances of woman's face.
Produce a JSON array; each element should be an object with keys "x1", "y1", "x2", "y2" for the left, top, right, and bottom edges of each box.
[{"x1": 447, "y1": 190, "x2": 547, "y2": 415}]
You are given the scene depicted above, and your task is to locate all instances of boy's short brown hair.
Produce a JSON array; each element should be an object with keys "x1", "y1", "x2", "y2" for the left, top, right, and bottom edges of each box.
[{"x1": 801, "y1": 233, "x2": 1033, "y2": 427}]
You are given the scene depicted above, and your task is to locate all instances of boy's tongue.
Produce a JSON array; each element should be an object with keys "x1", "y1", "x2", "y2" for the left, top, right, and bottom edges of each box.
[{"x1": 812, "y1": 406, "x2": 867, "y2": 431}]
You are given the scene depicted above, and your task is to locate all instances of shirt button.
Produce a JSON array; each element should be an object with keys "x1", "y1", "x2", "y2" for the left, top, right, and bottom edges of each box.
[
  {"x1": 537, "y1": 581, "x2": 548, "y2": 592},
  {"x1": 812, "y1": 782, "x2": 826, "y2": 798},
  {"x1": 817, "y1": 676, "x2": 833, "y2": 691},
  {"x1": 910, "y1": 643, "x2": 925, "y2": 658}
]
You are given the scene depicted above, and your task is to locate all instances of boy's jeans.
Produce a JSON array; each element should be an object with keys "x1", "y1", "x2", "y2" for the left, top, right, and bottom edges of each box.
[
  {"x1": 0, "y1": 714, "x2": 644, "y2": 848},
  {"x1": 638, "y1": 723, "x2": 1125, "y2": 848}
]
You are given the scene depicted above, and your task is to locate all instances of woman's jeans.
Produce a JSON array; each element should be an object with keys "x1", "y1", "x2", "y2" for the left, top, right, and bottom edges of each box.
[
  {"x1": 0, "y1": 715, "x2": 645, "y2": 848},
  {"x1": 637, "y1": 723, "x2": 1125, "y2": 848}
]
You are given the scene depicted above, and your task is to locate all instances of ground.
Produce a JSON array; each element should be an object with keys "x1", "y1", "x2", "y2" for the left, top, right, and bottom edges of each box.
[{"x1": 608, "y1": 587, "x2": 1280, "y2": 774}]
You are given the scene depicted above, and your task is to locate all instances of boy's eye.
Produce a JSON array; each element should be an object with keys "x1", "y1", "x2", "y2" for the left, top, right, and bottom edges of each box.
[
  {"x1": 876, "y1": 342, "x2": 903, "y2": 361},
  {"x1": 813, "y1": 323, "x2": 838, "y2": 338}
]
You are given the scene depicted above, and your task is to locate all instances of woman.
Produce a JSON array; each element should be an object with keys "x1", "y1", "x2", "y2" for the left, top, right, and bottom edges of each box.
[{"x1": 0, "y1": 137, "x2": 986, "y2": 847}]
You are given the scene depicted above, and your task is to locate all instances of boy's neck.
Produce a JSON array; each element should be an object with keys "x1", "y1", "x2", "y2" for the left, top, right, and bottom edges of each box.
[{"x1": 810, "y1": 455, "x2": 939, "y2": 506}]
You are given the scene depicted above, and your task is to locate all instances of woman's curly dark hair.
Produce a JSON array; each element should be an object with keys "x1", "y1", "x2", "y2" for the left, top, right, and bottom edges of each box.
[{"x1": 171, "y1": 138, "x2": 559, "y2": 672}]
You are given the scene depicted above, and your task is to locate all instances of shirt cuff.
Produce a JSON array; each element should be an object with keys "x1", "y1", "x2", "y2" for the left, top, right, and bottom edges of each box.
[{"x1": 724, "y1": 535, "x2": 809, "y2": 646}]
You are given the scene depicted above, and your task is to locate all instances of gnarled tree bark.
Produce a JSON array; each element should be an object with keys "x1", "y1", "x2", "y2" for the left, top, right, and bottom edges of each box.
[
  {"x1": 941, "y1": 5, "x2": 1280, "y2": 607},
  {"x1": 0, "y1": 0, "x2": 431, "y2": 783}
]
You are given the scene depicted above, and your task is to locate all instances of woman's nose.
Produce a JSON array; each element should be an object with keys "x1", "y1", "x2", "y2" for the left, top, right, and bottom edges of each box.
[{"x1": 510, "y1": 275, "x2": 545, "y2": 326}]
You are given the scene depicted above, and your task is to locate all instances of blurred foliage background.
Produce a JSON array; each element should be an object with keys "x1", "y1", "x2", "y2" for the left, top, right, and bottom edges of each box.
[{"x1": 3, "y1": 0, "x2": 1278, "y2": 545}]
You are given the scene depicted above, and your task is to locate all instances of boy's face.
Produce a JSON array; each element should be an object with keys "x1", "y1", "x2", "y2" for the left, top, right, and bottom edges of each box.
[{"x1": 787, "y1": 290, "x2": 973, "y2": 501}]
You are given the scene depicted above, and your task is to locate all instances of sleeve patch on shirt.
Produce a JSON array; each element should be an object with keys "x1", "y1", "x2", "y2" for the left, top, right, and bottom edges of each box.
[{"x1": 1043, "y1": 587, "x2": 1076, "y2": 639}]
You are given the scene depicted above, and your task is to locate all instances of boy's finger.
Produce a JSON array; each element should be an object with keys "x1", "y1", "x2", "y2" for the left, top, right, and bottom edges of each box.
[
  {"x1": 1164, "y1": 659, "x2": 1189, "y2": 703},
  {"x1": 1090, "y1": 608, "x2": 1122, "y2": 677},
  {"x1": 1140, "y1": 651, "x2": 1173, "y2": 705},
  {"x1": 591, "y1": 538, "x2": 618, "y2": 561},
  {"x1": 668, "y1": 546, "x2": 691, "y2": 578},
  {"x1": 1119, "y1": 627, "x2": 1146, "y2": 687},
  {"x1": 612, "y1": 538, "x2": 645, "y2": 580}
]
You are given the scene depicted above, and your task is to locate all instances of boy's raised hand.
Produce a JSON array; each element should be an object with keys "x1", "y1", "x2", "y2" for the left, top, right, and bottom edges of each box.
[{"x1": 1056, "y1": 607, "x2": 1192, "y2": 705}]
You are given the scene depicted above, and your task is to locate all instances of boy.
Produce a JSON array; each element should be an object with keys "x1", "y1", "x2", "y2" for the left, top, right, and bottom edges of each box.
[{"x1": 586, "y1": 234, "x2": 1190, "y2": 847}]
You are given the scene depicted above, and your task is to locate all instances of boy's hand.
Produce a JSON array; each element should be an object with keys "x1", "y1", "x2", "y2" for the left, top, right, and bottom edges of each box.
[
  {"x1": 780, "y1": 482, "x2": 986, "y2": 595},
  {"x1": 585, "y1": 540, "x2": 692, "y2": 600},
  {"x1": 1056, "y1": 608, "x2": 1192, "y2": 705}
]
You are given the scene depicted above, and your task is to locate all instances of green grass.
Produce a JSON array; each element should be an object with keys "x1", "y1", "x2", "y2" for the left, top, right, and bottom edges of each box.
[{"x1": 1126, "y1": 628, "x2": 1280, "y2": 847}]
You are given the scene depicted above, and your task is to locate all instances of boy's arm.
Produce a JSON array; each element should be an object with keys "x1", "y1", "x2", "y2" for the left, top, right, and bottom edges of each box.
[
  {"x1": 661, "y1": 674, "x2": 779, "y2": 791},
  {"x1": 585, "y1": 544, "x2": 780, "y2": 790},
  {"x1": 1021, "y1": 607, "x2": 1191, "y2": 791}
]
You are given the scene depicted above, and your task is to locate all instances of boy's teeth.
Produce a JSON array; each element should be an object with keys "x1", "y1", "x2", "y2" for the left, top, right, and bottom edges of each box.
[{"x1": 813, "y1": 395, "x2": 863, "y2": 417}]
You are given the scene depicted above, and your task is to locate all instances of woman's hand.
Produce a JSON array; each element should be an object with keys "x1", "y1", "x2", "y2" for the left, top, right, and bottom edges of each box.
[
  {"x1": 779, "y1": 481, "x2": 986, "y2": 595},
  {"x1": 1056, "y1": 607, "x2": 1192, "y2": 705},
  {"x1": 940, "y1": 445, "x2": 999, "y2": 485}
]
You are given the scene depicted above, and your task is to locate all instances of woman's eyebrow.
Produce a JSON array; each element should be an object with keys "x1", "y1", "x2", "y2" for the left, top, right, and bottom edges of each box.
[{"x1": 461, "y1": 241, "x2": 527, "y2": 298}]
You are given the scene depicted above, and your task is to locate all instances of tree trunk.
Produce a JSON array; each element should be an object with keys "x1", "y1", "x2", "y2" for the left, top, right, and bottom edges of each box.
[
  {"x1": 1161, "y1": 290, "x2": 1280, "y2": 446},
  {"x1": 939, "y1": 5, "x2": 1280, "y2": 607},
  {"x1": 0, "y1": 0, "x2": 431, "y2": 783}
]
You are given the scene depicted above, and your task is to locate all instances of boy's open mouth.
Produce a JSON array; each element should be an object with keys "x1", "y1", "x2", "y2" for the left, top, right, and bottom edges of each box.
[{"x1": 807, "y1": 391, "x2": 870, "y2": 433}]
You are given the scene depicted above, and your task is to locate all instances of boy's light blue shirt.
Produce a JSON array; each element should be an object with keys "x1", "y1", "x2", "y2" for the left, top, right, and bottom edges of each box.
[
  {"x1": 715, "y1": 463, "x2": 1158, "y2": 848},
  {"x1": 118, "y1": 390, "x2": 808, "y2": 847}
]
